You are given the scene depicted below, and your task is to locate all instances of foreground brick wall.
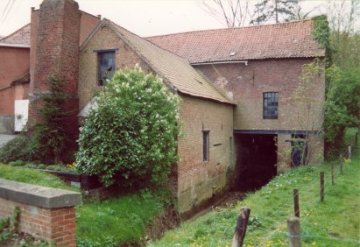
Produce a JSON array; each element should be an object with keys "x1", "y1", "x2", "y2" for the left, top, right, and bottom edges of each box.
[
  {"x1": 177, "y1": 94, "x2": 234, "y2": 214},
  {"x1": 0, "y1": 198, "x2": 76, "y2": 246},
  {"x1": 0, "y1": 179, "x2": 81, "y2": 247}
]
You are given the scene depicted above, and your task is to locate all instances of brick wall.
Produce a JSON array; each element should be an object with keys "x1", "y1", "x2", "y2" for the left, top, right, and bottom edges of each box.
[
  {"x1": 79, "y1": 25, "x2": 151, "y2": 110},
  {"x1": 79, "y1": 24, "x2": 236, "y2": 215},
  {"x1": 196, "y1": 58, "x2": 325, "y2": 169},
  {"x1": 177, "y1": 94, "x2": 234, "y2": 214},
  {"x1": 29, "y1": 0, "x2": 81, "y2": 150},
  {"x1": 196, "y1": 58, "x2": 325, "y2": 131},
  {"x1": 0, "y1": 198, "x2": 76, "y2": 246},
  {"x1": 0, "y1": 179, "x2": 81, "y2": 247}
]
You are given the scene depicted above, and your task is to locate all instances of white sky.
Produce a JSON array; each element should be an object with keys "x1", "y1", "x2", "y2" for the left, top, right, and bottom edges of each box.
[{"x1": 0, "y1": 0, "x2": 350, "y2": 37}]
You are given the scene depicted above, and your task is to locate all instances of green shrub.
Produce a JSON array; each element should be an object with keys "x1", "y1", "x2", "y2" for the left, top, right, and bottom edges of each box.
[
  {"x1": 76, "y1": 68, "x2": 179, "y2": 188},
  {"x1": 0, "y1": 136, "x2": 35, "y2": 163}
]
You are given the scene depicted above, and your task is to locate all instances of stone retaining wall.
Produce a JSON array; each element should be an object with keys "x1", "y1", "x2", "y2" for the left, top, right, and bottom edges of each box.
[{"x1": 0, "y1": 179, "x2": 81, "y2": 247}]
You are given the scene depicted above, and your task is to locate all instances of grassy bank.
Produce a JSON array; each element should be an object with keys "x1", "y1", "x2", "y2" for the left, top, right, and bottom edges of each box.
[
  {"x1": 76, "y1": 192, "x2": 164, "y2": 246},
  {"x1": 0, "y1": 164, "x2": 166, "y2": 247},
  {"x1": 150, "y1": 148, "x2": 360, "y2": 247},
  {"x1": 0, "y1": 164, "x2": 76, "y2": 191}
]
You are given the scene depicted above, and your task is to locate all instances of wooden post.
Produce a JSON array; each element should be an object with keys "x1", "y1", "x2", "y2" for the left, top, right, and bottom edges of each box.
[
  {"x1": 331, "y1": 163, "x2": 335, "y2": 185},
  {"x1": 293, "y1": 189, "x2": 300, "y2": 217},
  {"x1": 287, "y1": 217, "x2": 301, "y2": 247},
  {"x1": 340, "y1": 161, "x2": 343, "y2": 175},
  {"x1": 232, "y1": 207, "x2": 251, "y2": 247},
  {"x1": 348, "y1": 145, "x2": 352, "y2": 159},
  {"x1": 320, "y1": 172, "x2": 324, "y2": 202}
]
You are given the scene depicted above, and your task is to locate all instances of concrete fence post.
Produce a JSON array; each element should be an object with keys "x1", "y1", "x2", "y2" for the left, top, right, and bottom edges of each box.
[
  {"x1": 287, "y1": 217, "x2": 301, "y2": 247},
  {"x1": 232, "y1": 207, "x2": 251, "y2": 247},
  {"x1": 348, "y1": 145, "x2": 352, "y2": 159}
]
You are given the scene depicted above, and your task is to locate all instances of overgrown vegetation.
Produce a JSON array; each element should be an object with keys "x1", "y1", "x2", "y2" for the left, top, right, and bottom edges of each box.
[
  {"x1": 76, "y1": 191, "x2": 164, "y2": 247},
  {"x1": 0, "y1": 206, "x2": 49, "y2": 246},
  {"x1": 0, "y1": 135, "x2": 35, "y2": 163},
  {"x1": 311, "y1": 13, "x2": 360, "y2": 157},
  {"x1": 31, "y1": 75, "x2": 72, "y2": 163},
  {"x1": 0, "y1": 164, "x2": 169, "y2": 247},
  {"x1": 324, "y1": 67, "x2": 360, "y2": 156},
  {"x1": 0, "y1": 164, "x2": 77, "y2": 191},
  {"x1": 312, "y1": 15, "x2": 332, "y2": 67},
  {"x1": 150, "y1": 145, "x2": 360, "y2": 247},
  {"x1": 76, "y1": 68, "x2": 180, "y2": 188},
  {"x1": 0, "y1": 75, "x2": 73, "y2": 164}
]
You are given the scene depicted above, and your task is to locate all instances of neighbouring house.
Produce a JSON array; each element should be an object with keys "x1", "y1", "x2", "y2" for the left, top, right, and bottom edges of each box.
[{"x1": 0, "y1": 0, "x2": 325, "y2": 215}]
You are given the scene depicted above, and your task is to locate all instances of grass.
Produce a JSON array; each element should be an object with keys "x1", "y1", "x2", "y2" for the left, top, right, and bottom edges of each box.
[
  {"x1": 76, "y1": 191, "x2": 164, "y2": 246},
  {"x1": 150, "y1": 147, "x2": 360, "y2": 247},
  {"x1": 0, "y1": 163, "x2": 166, "y2": 247},
  {"x1": 0, "y1": 163, "x2": 77, "y2": 191}
]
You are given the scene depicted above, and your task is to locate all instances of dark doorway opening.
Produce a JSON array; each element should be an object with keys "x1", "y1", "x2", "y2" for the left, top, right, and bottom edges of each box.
[{"x1": 234, "y1": 134, "x2": 277, "y2": 191}]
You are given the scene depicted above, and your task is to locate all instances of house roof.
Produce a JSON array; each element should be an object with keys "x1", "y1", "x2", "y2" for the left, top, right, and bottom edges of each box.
[
  {"x1": 101, "y1": 20, "x2": 233, "y2": 105},
  {"x1": 0, "y1": 11, "x2": 100, "y2": 47},
  {"x1": 0, "y1": 24, "x2": 30, "y2": 46},
  {"x1": 147, "y1": 19, "x2": 325, "y2": 64}
]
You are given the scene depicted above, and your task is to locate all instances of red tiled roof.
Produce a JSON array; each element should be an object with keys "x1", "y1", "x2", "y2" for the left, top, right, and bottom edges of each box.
[
  {"x1": 0, "y1": 24, "x2": 30, "y2": 46},
  {"x1": 101, "y1": 20, "x2": 233, "y2": 104},
  {"x1": 147, "y1": 19, "x2": 325, "y2": 63}
]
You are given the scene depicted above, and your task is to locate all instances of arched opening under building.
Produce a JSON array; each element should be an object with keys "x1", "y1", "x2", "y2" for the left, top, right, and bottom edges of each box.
[{"x1": 233, "y1": 133, "x2": 278, "y2": 191}]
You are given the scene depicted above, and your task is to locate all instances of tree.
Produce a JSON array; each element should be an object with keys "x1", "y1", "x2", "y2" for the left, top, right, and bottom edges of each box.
[
  {"x1": 325, "y1": 0, "x2": 360, "y2": 69},
  {"x1": 280, "y1": 60, "x2": 325, "y2": 166},
  {"x1": 202, "y1": 0, "x2": 252, "y2": 27},
  {"x1": 324, "y1": 66, "x2": 360, "y2": 156},
  {"x1": 76, "y1": 68, "x2": 180, "y2": 188},
  {"x1": 250, "y1": 0, "x2": 299, "y2": 25}
]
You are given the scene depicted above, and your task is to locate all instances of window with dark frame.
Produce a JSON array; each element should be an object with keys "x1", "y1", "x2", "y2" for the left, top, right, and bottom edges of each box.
[
  {"x1": 97, "y1": 51, "x2": 115, "y2": 86},
  {"x1": 263, "y1": 92, "x2": 278, "y2": 119},
  {"x1": 203, "y1": 130, "x2": 210, "y2": 162}
]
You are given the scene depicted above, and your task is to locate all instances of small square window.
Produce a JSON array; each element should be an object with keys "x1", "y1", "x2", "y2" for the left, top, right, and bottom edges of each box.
[
  {"x1": 98, "y1": 51, "x2": 115, "y2": 86},
  {"x1": 203, "y1": 130, "x2": 210, "y2": 161},
  {"x1": 263, "y1": 92, "x2": 278, "y2": 119}
]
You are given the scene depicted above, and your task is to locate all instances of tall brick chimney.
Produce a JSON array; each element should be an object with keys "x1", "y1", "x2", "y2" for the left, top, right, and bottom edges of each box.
[{"x1": 29, "y1": 0, "x2": 81, "y2": 156}]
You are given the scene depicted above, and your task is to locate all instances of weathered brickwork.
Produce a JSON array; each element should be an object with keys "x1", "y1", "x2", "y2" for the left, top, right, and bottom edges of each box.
[
  {"x1": 196, "y1": 58, "x2": 325, "y2": 131},
  {"x1": 29, "y1": 0, "x2": 81, "y2": 146},
  {"x1": 196, "y1": 58, "x2": 325, "y2": 169},
  {"x1": 79, "y1": 25, "x2": 152, "y2": 110},
  {"x1": 0, "y1": 198, "x2": 77, "y2": 247},
  {"x1": 79, "y1": 24, "x2": 236, "y2": 214},
  {"x1": 177, "y1": 94, "x2": 234, "y2": 214}
]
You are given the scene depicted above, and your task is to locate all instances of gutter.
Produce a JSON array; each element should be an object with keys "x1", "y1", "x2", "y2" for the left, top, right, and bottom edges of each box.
[
  {"x1": 0, "y1": 43, "x2": 30, "y2": 48},
  {"x1": 191, "y1": 60, "x2": 248, "y2": 66}
]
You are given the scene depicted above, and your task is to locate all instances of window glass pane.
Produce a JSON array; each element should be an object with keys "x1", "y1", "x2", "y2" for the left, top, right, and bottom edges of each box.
[
  {"x1": 263, "y1": 92, "x2": 278, "y2": 119},
  {"x1": 98, "y1": 51, "x2": 115, "y2": 86},
  {"x1": 203, "y1": 131, "x2": 209, "y2": 161}
]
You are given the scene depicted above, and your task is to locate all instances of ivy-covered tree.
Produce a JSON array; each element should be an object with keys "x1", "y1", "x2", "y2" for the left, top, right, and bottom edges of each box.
[
  {"x1": 250, "y1": 0, "x2": 298, "y2": 25},
  {"x1": 76, "y1": 68, "x2": 180, "y2": 189}
]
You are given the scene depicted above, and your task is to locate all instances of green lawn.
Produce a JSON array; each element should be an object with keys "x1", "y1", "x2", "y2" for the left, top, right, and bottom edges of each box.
[
  {"x1": 150, "y1": 148, "x2": 360, "y2": 247},
  {"x1": 0, "y1": 164, "x2": 77, "y2": 191},
  {"x1": 76, "y1": 192, "x2": 164, "y2": 246}
]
